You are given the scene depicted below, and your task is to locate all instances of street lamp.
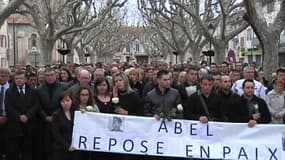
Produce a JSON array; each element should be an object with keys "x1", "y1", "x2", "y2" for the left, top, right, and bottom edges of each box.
[
  {"x1": 84, "y1": 53, "x2": 90, "y2": 64},
  {"x1": 172, "y1": 51, "x2": 180, "y2": 64},
  {"x1": 57, "y1": 49, "x2": 70, "y2": 64},
  {"x1": 202, "y1": 24, "x2": 215, "y2": 64}
]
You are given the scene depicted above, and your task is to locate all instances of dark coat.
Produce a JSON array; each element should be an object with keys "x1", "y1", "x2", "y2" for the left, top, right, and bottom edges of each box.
[
  {"x1": 184, "y1": 91, "x2": 223, "y2": 121},
  {"x1": 118, "y1": 91, "x2": 143, "y2": 116},
  {"x1": 37, "y1": 82, "x2": 68, "y2": 119},
  {"x1": 219, "y1": 90, "x2": 250, "y2": 122},
  {"x1": 5, "y1": 84, "x2": 39, "y2": 137},
  {"x1": 240, "y1": 95, "x2": 271, "y2": 124},
  {"x1": 52, "y1": 108, "x2": 75, "y2": 151}
]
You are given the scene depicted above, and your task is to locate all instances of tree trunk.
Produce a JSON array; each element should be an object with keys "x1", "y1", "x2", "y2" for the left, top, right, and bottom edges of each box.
[
  {"x1": 263, "y1": 39, "x2": 279, "y2": 79},
  {"x1": 213, "y1": 41, "x2": 227, "y2": 64},
  {"x1": 191, "y1": 46, "x2": 201, "y2": 66},
  {"x1": 39, "y1": 39, "x2": 55, "y2": 65}
]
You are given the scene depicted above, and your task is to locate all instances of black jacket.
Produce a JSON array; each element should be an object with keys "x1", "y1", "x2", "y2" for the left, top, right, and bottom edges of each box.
[
  {"x1": 52, "y1": 107, "x2": 76, "y2": 150},
  {"x1": 5, "y1": 84, "x2": 39, "y2": 137},
  {"x1": 118, "y1": 91, "x2": 143, "y2": 116},
  {"x1": 37, "y1": 82, "x2": 68, "y2": 120},
  {"x1": 184, "y1": 91, "x2": 223, "y2": 121},
  {"x1": 240, "y1": 95, "x2": 271, "y2": 124},
  {"x1": 219, "y1": 90, "x2": 249, "y2": 122}
]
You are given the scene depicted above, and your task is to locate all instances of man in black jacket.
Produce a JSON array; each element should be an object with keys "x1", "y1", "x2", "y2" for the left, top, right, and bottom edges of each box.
[
  {"x1": 219, "y1": 75, "x2": 249, "y2": 122},
  {"x1": 184, "y1": 74, "x2": 223, "y2": 123},
  {"x1": 5, "y1": 70, "x2": 39, "y2": 160},
  {"x1": 240, "y1": 79, "x2": 271, "y2": 127},
  {"x1": 37, "y1": 68, "x2": 68, "y2": 160}
]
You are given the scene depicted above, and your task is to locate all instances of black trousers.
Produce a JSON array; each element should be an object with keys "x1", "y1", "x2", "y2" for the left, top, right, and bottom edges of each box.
[
  {"x1": 6, "y1": 136, "x2": 34, "y2": 160},
  {"x1": 0, "y1": 126, "x2": 6, "y2": 160}
]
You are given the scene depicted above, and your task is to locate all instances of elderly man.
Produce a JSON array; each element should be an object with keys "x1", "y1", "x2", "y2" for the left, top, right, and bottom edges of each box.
[
  {"x1": 69, "y1": 69, "x2": 93, "y2": 96},
  {"x1": 231, "y1": 66, "x2": 267, "y2": 100}
]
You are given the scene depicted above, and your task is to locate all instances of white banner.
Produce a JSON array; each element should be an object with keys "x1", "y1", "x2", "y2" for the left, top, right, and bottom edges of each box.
[{"x1": 72, "y1": 111, "x2": 285, "y2": 159}]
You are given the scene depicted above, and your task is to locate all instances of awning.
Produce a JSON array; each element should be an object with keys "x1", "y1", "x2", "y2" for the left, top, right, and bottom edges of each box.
[{"x1": 240, "y1": 48, "x2": 262, "y2": 56}]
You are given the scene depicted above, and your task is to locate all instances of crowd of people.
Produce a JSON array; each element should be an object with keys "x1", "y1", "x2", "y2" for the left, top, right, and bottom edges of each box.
[{"x1": 0, "y1": 60, "x2": 284, "y2": 160}]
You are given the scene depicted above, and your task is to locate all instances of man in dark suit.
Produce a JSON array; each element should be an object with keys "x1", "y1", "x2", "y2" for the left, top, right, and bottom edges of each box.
[
  {"x1": 5, "y1": 70, "x2": 39, "y2": 160},
  {"x1": 37, "y1": 67, "x2": 68, "y2": 160}
]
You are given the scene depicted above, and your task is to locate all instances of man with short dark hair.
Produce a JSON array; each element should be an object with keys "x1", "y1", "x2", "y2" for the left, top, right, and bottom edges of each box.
[
  {"x1": 267, "y1": 68, "x2": 285, "y2": 92},
  {"x1": 144, "y1": 70, "x2": 182, "y2": 119},
  {"x1": 37, "y1": 68, "x2": 68, "y2": 160},
  {"x1": 184, "y1": 74, "x2": 223, "y2": 123},
  {"x1": 241, "y1": 79, "x2": 271, "y2": 127}
]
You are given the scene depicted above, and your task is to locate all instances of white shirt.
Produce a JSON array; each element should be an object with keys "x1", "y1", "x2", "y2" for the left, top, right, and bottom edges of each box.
[
  {"x1": 231, "y1": 79, "x2": 267, "y2": 101},
  {"x1": 0, "y1": 82, "x2": 10, "y2": 116}
]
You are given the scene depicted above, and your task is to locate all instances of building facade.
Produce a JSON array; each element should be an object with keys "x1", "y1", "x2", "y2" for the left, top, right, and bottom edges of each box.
[{"x1": 228, "y1": 0, "x2": 285, "y2": 68}]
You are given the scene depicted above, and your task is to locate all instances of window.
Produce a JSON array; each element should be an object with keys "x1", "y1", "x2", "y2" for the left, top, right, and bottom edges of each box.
[
  {"x1": 126, "y1": 45, "x2": 130, "y2": 52},
  {"x1": 135, "y1": 43, "x2": 140, "y2": 52},
  {"x1": 240, "y1": 37, "x2": 245, "y2": 48},
  {"x1": 247, "y1": 29, "x2": 252, "y2": 41},
  {"x1": 0, "y1": 35, "x2": 6, "y2": 47},
  {"x1": 29, "y1": 33, "x2": 37, "y2": 49}
]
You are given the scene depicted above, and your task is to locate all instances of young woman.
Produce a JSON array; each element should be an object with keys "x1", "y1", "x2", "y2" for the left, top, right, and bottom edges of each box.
[
  {"x1": 93, "y1": 77, "x2": 115, "y2": 113},
  {"x1": 52, "y1": 91, "x2": 79, "y2": 160},
  {"x1": 113, "y1": 72, "x2": 143, "y2": 116},
  {"x1": 74, "y1": 87, "x2": 99, "y2": 112}
]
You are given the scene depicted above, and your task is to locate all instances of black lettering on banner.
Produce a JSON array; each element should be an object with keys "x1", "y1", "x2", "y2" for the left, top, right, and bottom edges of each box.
[
  {"x1": 108, "y1": 138, "x2": 117, "y2": 151},
  {"x1": 268, "y1": 148, "x2": 278, "y2": 160},
  {"x1": 185, "y1": 145, "x2": 193, "y2": 157},
  {"x1": 174, "y1": 122, "x2": 182, "y2": 134},
  {"x1": 190, "y1": 123, "x2": 197, "y2": 135},
  {"x1": 158, "y1": 121, "x2": 168, "y2": 133},
  {"x1": 223, "y1": 146, "x2": 231, "y2": 159},
  {"x1": 238, "y1": 147, "x2": 248, "y2": 159},
  {"x1": 156, "y1": 142, "x2": 164, "y2": 154},
  {"x1": 93, "y1": 137, "x2": 101, "y2": 150},
  {"x1": 140, "y1": 140, "x2": 148, "y2": 153},
  {"x1": 200, "y1": 146, "x2": 210, "y2": 158},
  {"x1": 255, "y1": 148, "x2": 258, "y2": 160},
  {"x1": 123, "y1": 139, "x2": 134, "y2": 152},
  {"x1": 78, "y1": 136, "x2": 87, "y2": 149},
  {"x1": 206, "y1": 124, "x2": 213, "y2": 136}
]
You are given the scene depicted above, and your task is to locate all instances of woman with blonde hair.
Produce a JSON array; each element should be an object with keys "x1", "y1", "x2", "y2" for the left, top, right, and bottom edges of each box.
[
  {"x1": 112, "y1": 72, "x2": 143, "y2": 116},
  {"x1": 128, "y1": 68, "x2": 145, "y2": 97}
]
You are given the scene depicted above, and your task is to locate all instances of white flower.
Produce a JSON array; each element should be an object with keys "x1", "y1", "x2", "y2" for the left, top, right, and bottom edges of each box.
[
  {"x1": 112, "y1": 97, "x2": 119, "y2": 104},
  {"x1": 254, "y1": 104, "x2": 259, "y2": 110},
  {"x1": 86, "y1": 106, "x2": 94, "y2": 111},
  {"x1": 177, "y1": 104, "x2": 183, "y2": 111}
]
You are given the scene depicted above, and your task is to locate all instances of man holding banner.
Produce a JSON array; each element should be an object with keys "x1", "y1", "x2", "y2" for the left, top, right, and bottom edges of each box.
[
  {"x1": 184, "y1": 74, "x2": 223, "y2": 123},
  {"x1": 240, "y1": 79, "x2": 271, "y2": 127}
]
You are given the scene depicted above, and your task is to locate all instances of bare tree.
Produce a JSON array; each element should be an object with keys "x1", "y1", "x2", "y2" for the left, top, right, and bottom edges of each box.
[
  {"x1": 0, "y1": 0, "x2": 25, "y2": 26},
  {"x1": 168, "y1": 0, "x2": 249, "y2": 64},
  {"x1": 138, "y1": 0, "x2": 194, "y2": 64},
  {"x1": 243, "y1": 0, "x2": 285, "y2": 77},
  {"x1": 18, "y1": 0, "x2": 127, "y2": 64}
]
